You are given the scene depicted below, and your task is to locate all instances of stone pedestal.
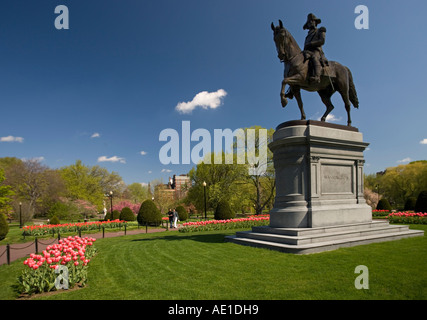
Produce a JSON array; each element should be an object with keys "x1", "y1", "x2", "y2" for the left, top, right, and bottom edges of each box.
[
  {"x1": 226, "y1": 120, "x2": 424, "y2": 254},
  {"x1": 269, "y1": 120, "x2": 371, "y2": 228}
]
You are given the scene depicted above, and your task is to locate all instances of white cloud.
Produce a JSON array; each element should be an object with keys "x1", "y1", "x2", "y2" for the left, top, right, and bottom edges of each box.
[
  {"x1": 98, "y1": 156, "x2": 126, "y2": 164},
  {"x1": 1, "y1": 135, "x2": 24, "y2": 143},
  {"x1": 161, "y1": 169, "x2": 172, "y2": 173},
  {"x1": 175, "y1": 89, "x2": 227, "y2": 114},
  {"x1": 140, "y1": 151, "x2": 147, "y2": 155},
  {"x1": 420, "y1": 138, "x2": 427, "y2": 145},
  {"x1": 397, "y1": 157, "x2": 412, "y2": 163},
  {"x1": 148, "y1": 170, "x2": 152, "y2": 174},
  {"x1": 315, "y1": 114, "x2": 342, "y2": 122},
  {"x1": 91, "y1": 133, "x2": 100, "y2": 138}
]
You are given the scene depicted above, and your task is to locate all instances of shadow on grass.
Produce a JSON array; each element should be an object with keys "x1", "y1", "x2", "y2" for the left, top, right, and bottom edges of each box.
[{"x1": 130, "y1": 232, "x2": 233, "y2": 244}]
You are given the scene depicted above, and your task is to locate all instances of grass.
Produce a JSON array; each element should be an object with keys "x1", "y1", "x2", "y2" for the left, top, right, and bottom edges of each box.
[{"x1": 0, "y1": 225, "x2": 426, "y2": 300}]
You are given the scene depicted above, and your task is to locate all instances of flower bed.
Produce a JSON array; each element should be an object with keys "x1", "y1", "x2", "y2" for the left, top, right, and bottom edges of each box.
[
  {"x1": 22, "y1": 219, "x2": 127, "y2": 237},
  {"x1": 179, "y1": 215, "x2": 270, "y2": 233},
  {"x1": 372, "y1": 209, "x2": 390, "y2": 217},
  {"x1": 18, "y1": 236, "x2": 97, "y2": 295},
  {"x1": 387, "y1": 212, "x2": 427, "y2": 224}
]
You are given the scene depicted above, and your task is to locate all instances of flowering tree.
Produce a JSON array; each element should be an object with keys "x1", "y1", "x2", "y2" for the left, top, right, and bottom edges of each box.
[{"x1": 113, "y1": 200, "x2": 140, "y2": 215}]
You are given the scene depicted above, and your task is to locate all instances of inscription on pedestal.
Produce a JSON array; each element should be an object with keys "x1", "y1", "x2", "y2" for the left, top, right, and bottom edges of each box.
[{"x1": 321, "y1": 164, "x2": 353, "y2": 194}]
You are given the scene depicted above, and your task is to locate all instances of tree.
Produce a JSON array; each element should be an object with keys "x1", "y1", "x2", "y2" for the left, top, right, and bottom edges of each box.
[
  {"x1": 60, "y1": 160, "x2": 124, "y2": 210},
  {"x1": 0, "y1": 213, "x2": 9, "y2": 241},
  {"x1": 185, "y1": 126, "x2": 276, "y2": 215},
  {"x1": 186, "y1": 152, "x2": 246, "y2": 213},
  {"x1": 364, "y1": 161, "x2": 427, "y2": 209},
  {"x1": 233, "y1": 126, "x2": 276, "y2": 214},
  {"x1": 4, "y1": 159, "x2": 64, "y2": 218},
  {"x1": 126, "y1": 183, "x2": 149, "y2": 204},
  {"x1": 414, "y1": 191, "x2": 427, "y2": 213},
  {"x1": 0, "y1": 168, "x2": 14, "y2": 216}
]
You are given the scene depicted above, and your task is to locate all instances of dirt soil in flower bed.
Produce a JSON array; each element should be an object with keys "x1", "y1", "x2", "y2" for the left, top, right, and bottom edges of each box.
[{"x1": 16, "y1": 280, "x2": 86, "y2": 300}]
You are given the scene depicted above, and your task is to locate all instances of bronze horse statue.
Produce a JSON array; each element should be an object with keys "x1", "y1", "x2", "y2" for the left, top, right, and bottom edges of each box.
[{"x1": 271, "y1": 20, "x2": 359, "y2": 126}]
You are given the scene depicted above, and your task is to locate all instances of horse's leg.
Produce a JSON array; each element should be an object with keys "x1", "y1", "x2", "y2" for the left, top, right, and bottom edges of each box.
[
  {"x1": 281, "y1": 74, "x2": 305, "y2": 108},
  {"x1": 340, "y1": 91, "x2": 352, "y2": 126},
  {"x1": 280, "y1": 79, "x2": 288, "y2": 108},
  {"x1": 318, "y1": 89, "x2": 334, "y2": 122},
  {"x1": 336, "y1": 76, "x2": 352, "y2": 126},
  {"x1": 292, "y1": 87, "x2": 306, "y2": 120}
]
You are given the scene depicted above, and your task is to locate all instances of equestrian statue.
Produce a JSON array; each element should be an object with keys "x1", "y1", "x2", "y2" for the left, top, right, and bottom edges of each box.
[{"x1": 271, "y1": 14, "x2": 359, "y2": 126}]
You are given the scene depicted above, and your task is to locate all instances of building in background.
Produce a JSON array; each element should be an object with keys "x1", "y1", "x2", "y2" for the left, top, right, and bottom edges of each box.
[{"x1": 154, "y1": 174, "x2": 191, "y2": 204}]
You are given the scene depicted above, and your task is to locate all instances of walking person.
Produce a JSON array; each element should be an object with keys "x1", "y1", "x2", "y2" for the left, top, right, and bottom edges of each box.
[
  {"x1": 173, "y1": 208, "x2": 179, "y2": 228},
  {"x1": 168, "y1": 209, "x2": 174, "y2": 229}
]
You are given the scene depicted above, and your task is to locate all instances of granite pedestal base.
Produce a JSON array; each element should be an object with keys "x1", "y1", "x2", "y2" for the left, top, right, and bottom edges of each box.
[{"x1": 226, "y1": 120, "x2": 424, "y2": 253}]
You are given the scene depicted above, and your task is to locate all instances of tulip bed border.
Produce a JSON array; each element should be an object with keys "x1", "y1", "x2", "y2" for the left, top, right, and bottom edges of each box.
[
  {"x1": 22, "y1": 219, "x2": 127, "y2": 237},
  {"x1": 18, "y1": 236, "x2": 97, "y2": 296},
  {"x1": 387, "y1": 212, "x2": 427, "y2": 224},
  {"x1": 179, "y1": 215, "x2": 270, "y2": 233}
]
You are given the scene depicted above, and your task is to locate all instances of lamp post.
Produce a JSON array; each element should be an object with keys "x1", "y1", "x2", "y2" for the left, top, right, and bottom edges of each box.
[
  {"x1": 19, "y1": 202, "x2": 23, "y2": 228},
  {"x1": 203, "y1": 181, "x2": 207, "y2": 220},
  {"x1": 376, "y1": 184, "x2": 380, "y2": 208},
  {"x1": 105, "y1": 191, "x2": 113, "y2": 219}
]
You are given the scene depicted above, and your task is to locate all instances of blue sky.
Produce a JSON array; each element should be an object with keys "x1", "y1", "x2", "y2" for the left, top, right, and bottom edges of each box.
[{"x1": 0, "y1": 0, "x2": 426, "y2": 185}]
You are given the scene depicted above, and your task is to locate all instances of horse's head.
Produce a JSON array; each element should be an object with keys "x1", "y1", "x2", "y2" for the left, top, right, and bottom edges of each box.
[{"x1": 271, "y1": 20, "x2": 299, "y2": 63}]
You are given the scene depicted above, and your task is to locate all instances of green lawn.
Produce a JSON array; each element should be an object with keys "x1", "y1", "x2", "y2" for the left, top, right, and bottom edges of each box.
[{"x1": 1, "y1": 225, "x2": 426, "y2": 300}]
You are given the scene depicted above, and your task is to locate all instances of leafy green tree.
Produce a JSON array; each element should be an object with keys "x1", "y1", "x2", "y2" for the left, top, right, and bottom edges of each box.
[
  {"x1": 126, "y1": 183, "x2": 149, "y2": 203},
  {"x1": 364, "y1": 161, "x2": 427, "y2": 209},
  {"x1": 186, "y1": 152, "x2": 246, "y2": 213},
  {"x1": 60, "y1": 160, "x2": 124, "y2": 210},
  {"x1": 0, "y1": 213, "x2": 9, "y2": 241},
  {"x1": 0, "y1": 169, "x2": 14, "y2": 215}
]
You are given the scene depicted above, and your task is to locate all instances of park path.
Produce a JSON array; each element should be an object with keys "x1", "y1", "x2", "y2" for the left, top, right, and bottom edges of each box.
[{"x1": 0, "y1": 226, "x2": 175, "y2": 266}]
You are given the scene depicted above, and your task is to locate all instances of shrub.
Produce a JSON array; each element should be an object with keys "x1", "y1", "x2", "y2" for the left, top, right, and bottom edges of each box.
[
  {"x1": 0, "y1": 213, "x2": 9, "y2": 241},
  {"x1": 415, "y1": 191, "x2": 427, "y2": 213},
  {"x1": 214, "y1": 199, "x2": 235, "y2": 220},
  {"x1": 137, "y1": 200, "x2": 162, "y2": 226},
  {"x1": 120, "y1": 207, "x2": 136, "y2": 221},
  {"x1": 49, "y1": 215, "x2": 60, "y2": 225},
  {"x1": 175, "y1": 205, "x2": 188, "y2": 221},
  {"x1": 112, "y1": 210, "x2": 121, "y2": 220},
  {"x1": 404, "y1": 197, "x2": 417, "y2": 211},
  {"x1": 376, "y1": 198, "x2": 392, "y2": 211}
]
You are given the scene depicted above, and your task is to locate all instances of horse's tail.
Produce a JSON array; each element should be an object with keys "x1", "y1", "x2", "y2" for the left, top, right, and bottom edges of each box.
[{"x1": 346, "y1": 67, "x2": 359, "y2": 109}]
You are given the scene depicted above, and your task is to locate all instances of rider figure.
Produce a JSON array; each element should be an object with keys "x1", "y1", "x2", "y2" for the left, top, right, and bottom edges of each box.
[{"x1": 303, "y1": 13, "x2": 328, "y2": 84}]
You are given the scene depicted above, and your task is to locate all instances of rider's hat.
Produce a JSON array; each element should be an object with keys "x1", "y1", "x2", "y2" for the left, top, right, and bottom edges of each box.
[{"x1": 303, "y1": 13, "x2": 321, "y2": 30}]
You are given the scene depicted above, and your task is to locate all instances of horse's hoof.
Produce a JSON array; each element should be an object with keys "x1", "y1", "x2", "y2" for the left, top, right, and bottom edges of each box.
[{"x1": 281, "y1": 97, "x2": 288, "y2": 108}]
